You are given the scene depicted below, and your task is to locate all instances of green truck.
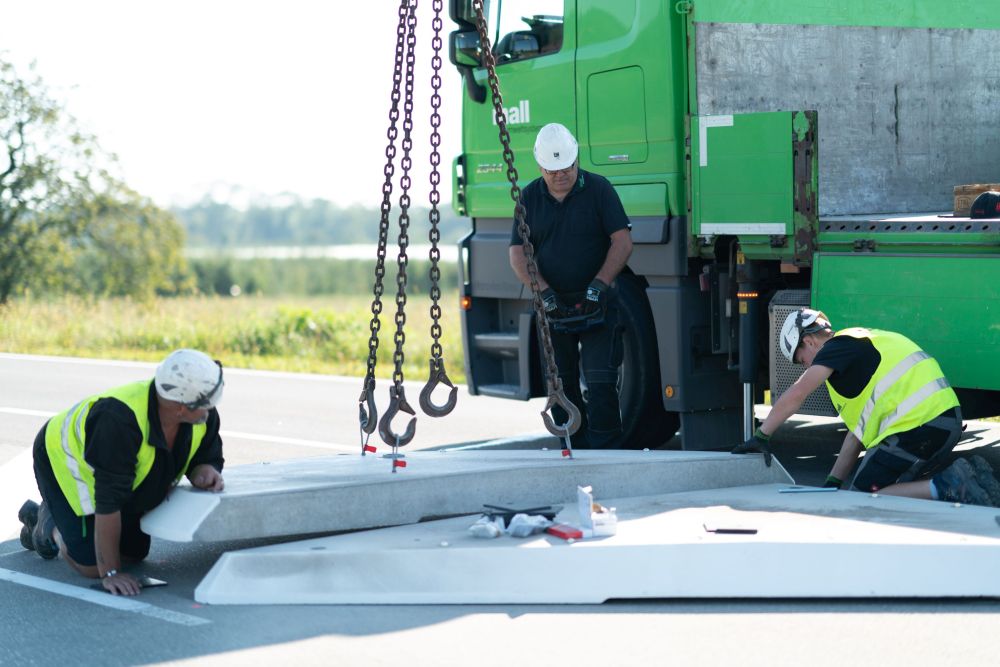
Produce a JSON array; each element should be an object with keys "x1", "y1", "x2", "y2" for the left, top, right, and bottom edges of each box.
[{"x1": 447, "y1": 0, "x2": 1000, "y2": 449}]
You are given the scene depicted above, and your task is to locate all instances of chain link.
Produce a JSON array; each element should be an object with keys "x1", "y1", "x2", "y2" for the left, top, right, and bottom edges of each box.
[
  {"x1": 471, "y1": 0, "x2": 579, "y2": 438},
  {"x1": 358, "y1": 0, "x2": 412, "y2": 442},
  {"x1": 391, "y1": 0, "x2": 417, "y2": 389},
  {"x1": 427, "y1": 0, "x2": 444, "y2": 364}
]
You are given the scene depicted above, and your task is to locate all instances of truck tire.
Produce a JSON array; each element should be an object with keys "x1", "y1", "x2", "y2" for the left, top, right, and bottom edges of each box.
[{"x1": 581, "y1": 274, "x2": 679, "y2": 449}]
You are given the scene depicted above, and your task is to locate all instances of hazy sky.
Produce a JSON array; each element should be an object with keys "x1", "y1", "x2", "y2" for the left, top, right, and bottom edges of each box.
[{"x1": 0, "y1": 1, "x2": 464, "y2": 208}]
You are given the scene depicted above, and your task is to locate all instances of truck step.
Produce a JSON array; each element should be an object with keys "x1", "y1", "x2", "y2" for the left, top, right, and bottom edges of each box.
[
  {"x1": 476, "y1": 383, "x2": 524, "y2": 399},
  {"x1": 471, "y1": 332, "x2": 519, "y2": 358}
]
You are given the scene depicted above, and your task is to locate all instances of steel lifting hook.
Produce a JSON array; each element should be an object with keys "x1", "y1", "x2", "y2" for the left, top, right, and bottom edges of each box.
[
  {"x1": 358, "y1": 377, "x2": 377, "y2": 435},
  {"x1": 541, "y1": 387, "x2": 581, "y2": 438},
  {"x1": 378, "y1": 385, "x2": 417, "y2": 447},
  {"x1": 419, "y1": 359, "x2": 458, "y2": 417}
]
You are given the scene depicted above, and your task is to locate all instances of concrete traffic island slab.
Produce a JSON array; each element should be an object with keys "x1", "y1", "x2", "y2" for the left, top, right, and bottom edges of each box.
[
  {"x1": 194, "y1": 484, "x2": 1000, "y2": 604},
  {"x1": 141, "y1": 450, "x2": 792, "y2": 542}
]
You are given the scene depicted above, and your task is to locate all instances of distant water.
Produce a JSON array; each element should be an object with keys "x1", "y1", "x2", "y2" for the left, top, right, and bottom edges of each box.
[{"x1": 185, "y1": 244, "x2": 458, "y2": 262}]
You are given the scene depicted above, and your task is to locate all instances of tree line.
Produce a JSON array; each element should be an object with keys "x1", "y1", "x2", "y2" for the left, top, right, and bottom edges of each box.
[
  {"x1": 175, "y1": 198, "x2": 469, "y2": 248},
  {"x1": 1, "y1": 57, "x2": 191, "y2": 304},
  {"x1": 1, "y1": 55, "x2": 470, "y2": 304}
]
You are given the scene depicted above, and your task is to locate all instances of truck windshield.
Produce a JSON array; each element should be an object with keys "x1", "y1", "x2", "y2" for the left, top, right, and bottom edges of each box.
[{"x1": 485, "y1": 0, "x2": 564, "y2": 64}]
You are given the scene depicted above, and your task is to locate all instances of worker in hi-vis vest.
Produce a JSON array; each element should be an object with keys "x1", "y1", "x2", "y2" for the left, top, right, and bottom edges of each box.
[
  {"x1": 17, "y1": 349, "x2": 225, "y2": 596},
  {"x1": 733, "y1": 308, "x2": 1000, "y2": 507}
]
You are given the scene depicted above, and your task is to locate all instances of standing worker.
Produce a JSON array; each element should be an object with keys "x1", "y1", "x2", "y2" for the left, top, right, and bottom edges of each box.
[
  {"x1": 16, "y1": 349, "x2": 226, "y2": 595},
  {"x1": 733, "y1": 308, "x2": 1000, "y2": 506},
  {"x1": 509, "y1": 123, "x2": 633, "y2": 448}
]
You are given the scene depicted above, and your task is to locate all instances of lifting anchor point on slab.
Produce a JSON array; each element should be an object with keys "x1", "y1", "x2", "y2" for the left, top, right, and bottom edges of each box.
[
  {"x1": 378, "y1": 384, "x2": 417, "y2": 448},
  {"x1": 419, "y1": 358, "x2": 458, "y2": 417}
]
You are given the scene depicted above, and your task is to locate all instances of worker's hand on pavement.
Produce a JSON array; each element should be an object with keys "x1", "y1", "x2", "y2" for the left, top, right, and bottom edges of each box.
[
  {"x1": 823, "y1": 475, "x2": 843, "y2": 489},
  {"x1": 731, "y1": 428, "x2": 772, "y2": 467},
  {"x1": 189, "y1": 464, "x2": 225, "y2": 492},
  {"x1": 102, "y1": 571, "x2": 142, "y2": 596}
]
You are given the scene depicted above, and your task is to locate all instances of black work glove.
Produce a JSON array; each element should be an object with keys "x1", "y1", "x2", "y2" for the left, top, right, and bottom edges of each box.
[
  {"x1": 823, "y1": 475, "x2": 843, "y2": 489},
  {"x1": 585, "y1": 279, "x2": 609, "y2": 308},
  {"x1": 541, "y1": 288, "x2": 559, "y2": 315},
  {"x1": 731, "y1": 427, "x2": 772, "y2": 467}
]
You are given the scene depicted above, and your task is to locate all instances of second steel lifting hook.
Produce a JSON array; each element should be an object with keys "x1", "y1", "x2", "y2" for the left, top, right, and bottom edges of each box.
[
  {"x1": 541, "y1": 381, "x2": 582, "y2": 438},
  {"x1": 378, "y1": 385, "x2": 417, "y2": 447},
  {"x1": 358, "y1": 377, "x2": 378, "y2": 435},
  {"x1": 419, "y1": 359, "x2": 458, "y2": 417}
]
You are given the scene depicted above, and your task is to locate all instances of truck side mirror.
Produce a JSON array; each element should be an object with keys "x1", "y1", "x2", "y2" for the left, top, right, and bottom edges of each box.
[{"x1": 449, "y1": 29, "x2": 487, "y2": 103}]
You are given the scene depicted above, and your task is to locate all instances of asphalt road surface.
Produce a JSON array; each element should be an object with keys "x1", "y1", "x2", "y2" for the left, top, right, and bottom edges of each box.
[{"x1": 2, "y1": 353, "x2": 999, "y2": 667}]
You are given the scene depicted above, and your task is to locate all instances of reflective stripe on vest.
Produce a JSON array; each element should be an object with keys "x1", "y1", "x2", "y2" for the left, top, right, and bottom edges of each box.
[
  {"x1": 44, "y1": 380, "x2": 207, "y2": 517},
  {"x1": 826, "y1": 328, "x2": 959, "y2": 449}
]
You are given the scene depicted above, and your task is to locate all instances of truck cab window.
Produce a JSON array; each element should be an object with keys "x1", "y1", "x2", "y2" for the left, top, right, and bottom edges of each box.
[{"x1": 486, "y1": 0, "x2": 563, "y2": 64}]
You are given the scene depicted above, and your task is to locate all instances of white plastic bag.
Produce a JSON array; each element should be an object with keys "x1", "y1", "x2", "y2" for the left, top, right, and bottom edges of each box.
[
  {"x1": 505, "y1": 513, "x2": 552, "y2": 537},
  {"x1": 467, "y1": 515, "x2": 504, "y2": 538}
]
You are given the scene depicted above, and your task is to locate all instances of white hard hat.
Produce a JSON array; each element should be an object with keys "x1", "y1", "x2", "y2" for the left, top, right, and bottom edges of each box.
[
  {"x1": 155, "y1": 349, "x2": 225, "y2": 409},
  {"x1": 533, "y1": 123, "x2": 578, "y2": 171},
  {"x1": 779, "y1": 308, "x2": 832, "y2": 363}
]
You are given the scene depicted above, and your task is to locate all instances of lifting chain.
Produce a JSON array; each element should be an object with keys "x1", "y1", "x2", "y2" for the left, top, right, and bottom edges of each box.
[
  {"x1": 377, "y1": 0, "x2": 419, "y2": 470},
  {"x1": 471, "y1": 0, "x2": 581, "y2": 448},
  {"x1": 358, "y1": 0, "x2": 413, "y2": 457},
  {"x1": 418, "y1": 0, "x2": 459, "y2": 418}
]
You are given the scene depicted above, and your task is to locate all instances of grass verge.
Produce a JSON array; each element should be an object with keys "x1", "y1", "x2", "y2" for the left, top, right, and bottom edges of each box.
[{"x1": 0, "y1": 294, "x2": 466, "y2": 383}]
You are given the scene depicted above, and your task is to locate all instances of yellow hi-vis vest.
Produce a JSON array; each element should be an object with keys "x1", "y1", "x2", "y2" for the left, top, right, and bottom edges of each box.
[
  {"x1": 825, "y1": 328, "x2": 959, "y2": 450},
  {"x1": 44, "y1": 380, "x2": 206, "y2": 517}
]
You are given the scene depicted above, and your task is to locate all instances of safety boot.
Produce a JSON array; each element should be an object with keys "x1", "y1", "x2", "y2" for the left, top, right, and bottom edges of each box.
[
  {"x1": 968, "y1": 455, "x2": 1000, "y2": 507},
  {"x1": 31, "y1": 501, "x2": 59, "y2": 560},
  {"x1": 17, "y1": 500, "x2": 39, "y2": 551},
  {"x1": 933, "y1": 458, "x2": 993, "y2": 507}
]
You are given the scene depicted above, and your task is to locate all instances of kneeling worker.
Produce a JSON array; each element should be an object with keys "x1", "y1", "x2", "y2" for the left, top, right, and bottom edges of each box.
[
  {"x1": 734, "y1": 309, "x2": 996, "y2": 505},
  {"x1": 17, "y1": 349, "x2": 226, "y2": 595}
]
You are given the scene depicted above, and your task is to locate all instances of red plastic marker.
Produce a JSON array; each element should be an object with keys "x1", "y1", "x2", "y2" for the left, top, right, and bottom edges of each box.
[
  {"x1": 393, "y1": 459, "x2": 407, "y2": 469},
  {"x1": 364, "y1": 445, "x2": 377, "y2": 454},
  {"x1": 546, "y1": 524, "x2": 583, "y2": 540},
  {"x1": 561, "y1": 448, "x2": 572, "y2": 457}
]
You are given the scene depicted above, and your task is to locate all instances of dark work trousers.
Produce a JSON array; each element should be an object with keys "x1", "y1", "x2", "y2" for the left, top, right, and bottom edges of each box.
[
  {"x1": 851, "y1": 407, "x2": 963, "y2": 492},
  {"x1": 548, "y1": 299, "x2": 624, "y2": 449}
]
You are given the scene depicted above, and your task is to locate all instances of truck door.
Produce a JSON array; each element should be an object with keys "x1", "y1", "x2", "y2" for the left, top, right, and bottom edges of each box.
[{"x1": 461, "y1": 0, "x2": 576, "y2": 216}]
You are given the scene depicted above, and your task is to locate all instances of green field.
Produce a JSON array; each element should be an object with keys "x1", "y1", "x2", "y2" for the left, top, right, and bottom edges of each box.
[{"x1": 0, "y1": 294, "x2": 466, "y2": 384}]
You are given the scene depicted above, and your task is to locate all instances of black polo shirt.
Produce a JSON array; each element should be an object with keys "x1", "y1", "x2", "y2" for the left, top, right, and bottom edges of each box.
[
  {"x1": 510, "y1": 169, "x2": 630, "y2": 294},
  {"x1": 34, "y1": 382, "x2": 224, "y2": 515},
  {"x1": 813, "y1": 335, "x2": 881, "y2": 399}
]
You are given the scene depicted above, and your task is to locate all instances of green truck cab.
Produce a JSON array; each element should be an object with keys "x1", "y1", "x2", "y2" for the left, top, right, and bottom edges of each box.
[{"x1": 448, "y1": 0, "x2": 1000, "y2": 449}]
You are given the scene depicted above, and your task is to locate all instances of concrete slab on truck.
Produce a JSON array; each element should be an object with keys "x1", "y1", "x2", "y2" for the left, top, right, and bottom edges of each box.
[
  {"x1": 195, "y1": 483, "x2": 1000, "y2": 605},
  {"x1": 140, "y1": 450, "x2": 792, "y2": 542}
]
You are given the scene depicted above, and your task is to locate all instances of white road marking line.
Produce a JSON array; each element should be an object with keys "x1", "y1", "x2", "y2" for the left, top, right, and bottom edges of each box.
[
  {"x1": 0, "y1": 352, "x2": 471, "y2": 387},
  {"x1": 220, "y1": 430, "x2": 351, "y2": 450},
  {"x1": 0, "y1": 352, "x2": 360, "y2": 384},
  {"x1": 0, "y1": 567, "x2": 211, "y2": 626},
  {"x1": 0, "y1": 407, "x2": 347, "y2": 450},
  {"x1": 0, "y1": 407, "x2": 54, "y2": 418}
]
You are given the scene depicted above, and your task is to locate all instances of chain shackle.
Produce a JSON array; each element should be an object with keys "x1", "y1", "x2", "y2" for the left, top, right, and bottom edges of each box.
[
  {"x1": 471, "y1": 0, "x2": 579, "y2": 438},
  {"x1": 378, "y1": 384, "x2": 417, "y2": 448},
  {"x1": 419, "y1": 357, "x2": 458, "y2": 416},
  {"x1": 358, "y1": 376, "x2": 378, "y2": 436},
  {"x1": 541, "y1": 377, "x2": 582, "y2": 438}
]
